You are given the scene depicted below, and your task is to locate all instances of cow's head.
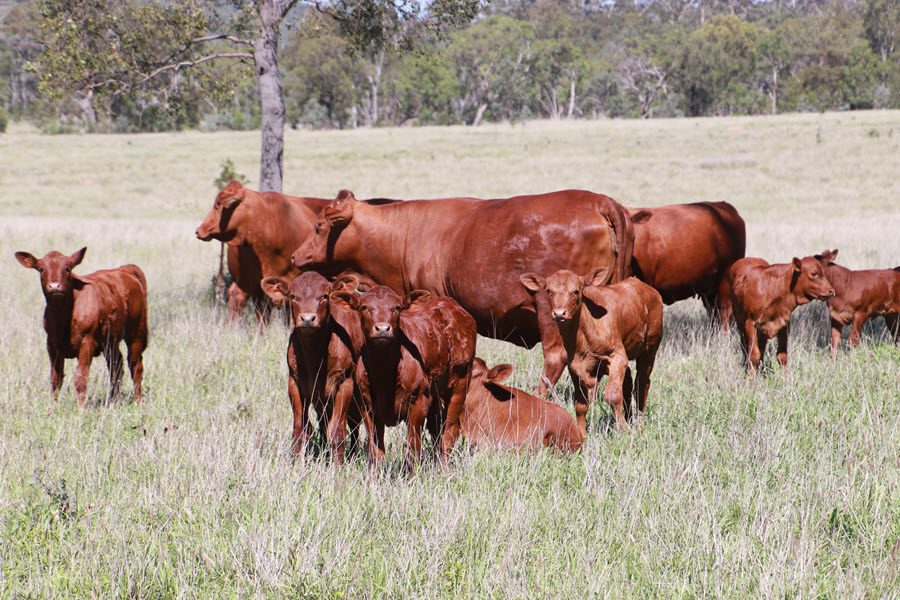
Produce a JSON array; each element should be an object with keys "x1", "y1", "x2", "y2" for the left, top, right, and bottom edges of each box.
[
  {"x1": 331, "y1": 284, "x2": 429, "y2": 344},
  {"x1": 520, "y1": 267, "x2": 610, "y2": 324},
  {"x1": 471, "y1": 357, "x2": 514, "y2": 387},
  {"x1": 15, "y1": 247, "x2": 87, "y2": 299},
  {"x1": 791, "y1": 255, "x2": 836, "y2": 304},
  {"x1": 195, "y1": 180, "x2": 250, "y2": 243},
  {"x1": 261, "y1": 271, "x2": 359, "y2": 332},
  {"x1": 292, "y1": 189, "x2": 357, "y2": 269},
  {"x1": 815, "y1": 248, "x2": 839, "y2": 267}
]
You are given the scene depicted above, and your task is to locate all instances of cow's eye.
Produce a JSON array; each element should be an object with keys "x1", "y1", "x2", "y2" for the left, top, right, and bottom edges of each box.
[
  {"x1": 810, "y1": 272, "x2": 818, "y2": 279},
  {"x1": 319, "y1": 295, "x2": 328, "y2": 301}
]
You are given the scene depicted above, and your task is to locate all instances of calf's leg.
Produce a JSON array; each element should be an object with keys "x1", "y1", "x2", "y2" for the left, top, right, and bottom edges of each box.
[
  {"x1": 105, "y1": 345, "x2": 125, "y2": 401},
  {"x1": 326, "y1": 378, "x2": 355, "y2": 465},
  {"x1": 287, "y1": 376, "x2": 311, "y2": 456},
  {"x1": 622, "y1": 366, "x2": 634, "y2": 422},
  {"x1": 635, "y1": 349, "x2": 657, "y2": 416},
  {"x1": 439, "y1": 373, "x2": 470, "y2": 461},
  {"x1": 848, "y1": 313, "x2": 867, "y2": 348},
  {"x1": 48, "y1": 343, "x2": 64, "y2": 401},
  {"x1": 535, "y1": 293, "x2": 567, "y2": 396},
  {"x1": 126, "y1": 338, "x2": 145, "y2": 404},
  {"x1": 569, "y1": 368, "x2": 593, "y2": 436},
  {"x1": 776, "y1": 325, "x2": 789, "y2": 370},
  {"x1": 74, "y1": 339, "x2": 96, "y2": 407},
  {"x1": 830, "y1": 318, "x2": 843, "y2": 359},
  {"x1": 604, "y1": 354, "x2": 629, "y2": 432},
  {"x1": 405, "y1": 390, "x2": 429, "y2": 470},
  {"x1": 742, "y1": 320, "x2": 762, "y2": 374},
  {"x1": 884, "y1": 313, "x2": 899, "y2": 344}
]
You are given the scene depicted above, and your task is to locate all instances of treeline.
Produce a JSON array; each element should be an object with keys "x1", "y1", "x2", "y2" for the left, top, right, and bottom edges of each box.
[{"x1": 1, "y1": 0, "x2": 898, "y2": 133}]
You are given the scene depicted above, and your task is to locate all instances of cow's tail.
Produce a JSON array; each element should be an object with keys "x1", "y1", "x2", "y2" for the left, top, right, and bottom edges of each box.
[
  {"x1": 605, "y1": 197, "x2": 634, "y2": 283},
  {"x1": 213, "y1": 242, "x2": 227, "y2": 305}
]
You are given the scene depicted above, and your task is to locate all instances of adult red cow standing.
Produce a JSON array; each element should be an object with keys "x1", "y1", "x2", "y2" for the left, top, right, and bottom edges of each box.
[
  {"x1": 629, "y1": 202, "x2": 745, "y2": 322},
  {"x1": 292, "y1": 189, "x2": 633, "y2": 394},
  {"x1": 15, "y1": 248, "x2": 149, "y2": 406}
]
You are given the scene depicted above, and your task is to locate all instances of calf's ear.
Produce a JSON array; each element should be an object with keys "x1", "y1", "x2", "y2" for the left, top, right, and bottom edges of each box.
[
  {"x1": 791, "y1": 257, "x2": 802, "y2": 271},
  {"x1": 470, "y1": 358, "x2": 487, "y2": 379},
  {"x1": 519, "y1": 273, "x2": 545, "y2": 292},
  {"x1": 486, "y1": 364, "x2": 514, "y2": 384},
  {"x1": 402, "y1": 289, "x2": 431, "y2": 310},
  {"x1": 323, "y1": 197, "x2": 355, "y2": 226},
  {"x1": 69, "y1": 247, "x2": 87, "y2": 267},
  {"x1": 584, "y1": 266, "x2": 610, "y2": 287},
  {"x1": 329, "y1": 290, "x2": 359, "y2": 310},
  {"x1": 818, "y1": 249, "x2": 838, "y2": 265},
  {"x1": 14, "y1": 251, "x2": 39, "y2": 270},
  {"x1": 261, "y1": 277, "x2": 289, "y2": 306},
  {"x1": 335, "y1": 189, "x2": 356, "y2": 201},
  {"x1": 331, "y1": 273, "x2": 359, "y2": 293}
]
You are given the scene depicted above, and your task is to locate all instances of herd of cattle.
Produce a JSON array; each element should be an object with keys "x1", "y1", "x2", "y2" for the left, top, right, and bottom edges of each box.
[{"x1": 15, "y1": 183, "x2": 900, "y2": 467}]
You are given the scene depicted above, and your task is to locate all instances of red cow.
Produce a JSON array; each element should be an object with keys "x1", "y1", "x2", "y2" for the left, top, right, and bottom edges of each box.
[
  {"x1": 629, "y1": 202, "x2": 745, "y2": 322},
  {"x1": 15, "y1": 248, "x2": 149, "y2": 406},
  {"x1": 261, "y1": 272, "x2": 365, "y2": 462},
  {"x1": 815, "y1": 249, "x2": 900, "y2": 356},
  {"x1": 723, "y1": 256, "x2": 835, "y2": 373},
  {"x1": 460, "y1": 358, "x2": 583, "y2": 453},
  {"x1": 293, "y1": 189, "x2": 633, "y2": 396},
  {"x1": 521, "y1": 269, "x2": 663, "y2": 433},
  {"x1": 330, "y1": 286, "x2": 477, "y2": 468}
]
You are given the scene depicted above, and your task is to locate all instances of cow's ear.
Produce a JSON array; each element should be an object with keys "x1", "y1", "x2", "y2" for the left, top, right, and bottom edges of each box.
[
  {"x1": 792, "y1": 257, "x2": 802, "y2": 272},
  {"x1": 519, "y1": 273, "x2": 545, "y2": 292},
  {"x1": 584, "y1": 266, "x2": 610, "y2": 288},
  {"x1": 331, "y1": 273, "x2": 359, "y2": 293},
  {"x1": 329, "y1": 290, "x2": 358, "y2": 311},
  {"x1": 471, "y1": 358, "x2": 487, "y2": 379},
  {"x1": 486, "y1": 363, "x2": 513, "y2": 384},
  {"x1": 402, "y1": 289, "x2": 431, "y2": 310},
  {"x1": 219, "y1": 181, "x2": 245, "y2": 209},
  {"x1": 15, "y1": 251, "x2": 39, "y2": 270},
  {"x1": 261, "y1": 277, "x2": 289, "y2": 306},
  {"x1": 69, "y1": 247, "x2": 87, "y2": 267},
  {"x1": 819, "y1": 249, "x2": 838, "y2": 265},
  {"x1": 323, "y1": 196, "x2": 356, "y2": 225},
  {"x1": 336, "y1": 189, "x2": 356, "y2": 201}
]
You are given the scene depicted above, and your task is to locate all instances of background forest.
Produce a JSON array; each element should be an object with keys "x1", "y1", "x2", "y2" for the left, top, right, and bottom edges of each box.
[{"x1": 1, "y1": 0, "x2": 898, "y2": 134}]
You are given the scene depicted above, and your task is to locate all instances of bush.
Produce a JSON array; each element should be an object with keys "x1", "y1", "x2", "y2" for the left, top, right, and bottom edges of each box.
[{"x1": 0, "y1": 107, "x2": 8, "y2": 133}]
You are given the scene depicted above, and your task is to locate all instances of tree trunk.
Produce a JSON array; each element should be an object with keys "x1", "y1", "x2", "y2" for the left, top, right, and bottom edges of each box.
[
  {"x1": 567, "y1": 79, "x2": 576, "y2": 118},
  {"x1": 472, "y1": 103, "x2": 487, "y2": 126},
  {"x1": 75, "y1": 89, "x2": 97, "y2": 128},
  {"x1": 367, "y1": 49, "x2": 385, "y2": 127},
  {"x1": 254, "y1": 1, "x2": 288, "y2": 193},
  {"x1": 770, "y1": 66, "x2": 778, "y2": 115}
]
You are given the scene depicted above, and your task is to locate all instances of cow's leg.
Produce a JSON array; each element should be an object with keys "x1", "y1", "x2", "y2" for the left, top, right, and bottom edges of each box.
[
  {"x1": 104, "y1": 345, "x2": 124, "y2": 402},
  {"x1": 885, "y1": 313, "x2": 900, "y2": 345},
  {"x1": 48, "y1": 343, "x2": 64, "y2": 401},
  {"x1": 426, "y1": 406, "x2": 442, "y2": 460},
  {"x1": 830, "y1": 318, "x2": 843, "y2": 359},
  {"x1": 287, "y1": 376, "x2": 310, "y2": 456},
  {"x1": 535, "y1": 293, "x2": 567, "y2": 396},
  {"x1": 776, "y1": 325, "x2": 790, "y2": 371},
  {"x1": 635, "y1": 348, "x2": 657, "y2": 417},
  {"x1": 741, "y1": 320, "x2": 762, "y2": 374},
  {"x1": 405, "y1": 390, "x2": 429, "y2": 471},
  {"x1": 848, "y1": 313, "x2": 867, "y2": 348},
  {"x1": 74, "y1": 339, "x2": 96, "y2": 408},
  {"x1": 604, "y1": 353, "x2": 629, "y2": 432},
  {"x1": 326, "y1": 378, "x2": 354, "y2": 465},
  {"x1": 622, "y1": 365, "x2": 634, "y2": 422},
  {"x1": 569, "y1": 368, "x2": 592, "y2": 436},
  {"x1": 227, "y1": 283, "x2": 249, "y2": 324},
  {"x1": 126, "y1": 337, "x2": 145, "y2": 404},
  {"x1": 439, "y1": 373, "x2": 469, "y2": 462}
]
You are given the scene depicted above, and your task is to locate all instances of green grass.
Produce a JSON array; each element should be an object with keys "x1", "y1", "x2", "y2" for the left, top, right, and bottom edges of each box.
[{"x1": 1, "y1": 112, "x2": 898, "y2": 598}]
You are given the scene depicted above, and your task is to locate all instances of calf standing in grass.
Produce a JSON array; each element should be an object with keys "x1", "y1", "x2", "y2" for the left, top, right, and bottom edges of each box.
[
  {"x1": 815, "y1": 249, "x2": 900, "y2": 356},
  {"x1": 460, "y1": 358, "x2": 582, "y2": 453},
  {"x1": 722, "y1": 255, "x2": 835, "y2": 373},
  {"x1": 521, "y1": 268, "x2": 663, "y2": 433},
  {"x1": 15, "y1": 248, "x2": 148, "y2": 406},
  {"x1": 261, "y1": 272, "x2": 364, "y2": 462},
  {"x1": 330, "y1": 286, "x2": 476, "y2": 468}
]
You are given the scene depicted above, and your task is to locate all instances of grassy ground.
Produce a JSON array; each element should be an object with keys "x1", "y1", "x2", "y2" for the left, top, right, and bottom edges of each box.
[{"x1": 0, "y1": 112, "x2": 898, "y2": 598}]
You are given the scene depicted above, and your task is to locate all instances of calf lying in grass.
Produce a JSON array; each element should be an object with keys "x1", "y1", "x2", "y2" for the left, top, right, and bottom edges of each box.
[
  {"x1": 331, "y1": 286, "x2": 476, "y2": 468},
  {"x1": 521, "y1": 268, "x2": 663, "y2": 433},
  {"x1": 15, "y1": 247, "x2": 148, "y2": 406},
  {"x1": 262, "y1": 272, "x2": 363, "y2": 462},
  {"x1": 460, "y1": 358, "x2": 582, "y2": 453},
  {"x1": 722, "y1": 255, "x2": 835, "y2": 373},
  {"x1": 815, "y1": 249, "x2": 900, "y2": 356}
]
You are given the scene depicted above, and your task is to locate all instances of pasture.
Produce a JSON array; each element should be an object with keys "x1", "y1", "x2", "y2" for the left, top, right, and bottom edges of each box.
[{"x1": 1, "y1": 111, "x2": 898, "y2": 597}]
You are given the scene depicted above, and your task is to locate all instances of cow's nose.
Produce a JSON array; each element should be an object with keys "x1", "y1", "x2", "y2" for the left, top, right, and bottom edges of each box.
[
  {"x1": 300, "y1": 313, "x2": 317, "y2": 325},
  {"x1": 552, "y1": 309, "x2": 567, "y2": 320},
  {"x1": 373, "y1": 323, "x2": 392, "y2": 334},
  {"x1": 48, "y1": 282, "x2": 61, "y2": 290}
]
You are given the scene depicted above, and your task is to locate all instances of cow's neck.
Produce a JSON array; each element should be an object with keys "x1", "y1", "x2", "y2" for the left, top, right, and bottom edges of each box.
[
  {"x1": 43, "y1": 292, "x2": 76, "y2": 344},
  {"x1": 763, "y1": 264, "x2": 800, "y2": 316},
  {"x1": 293, "y1": 327, "x2": 330, "y2": 376},
  {"x1": 363, "y1": 340, "x2": 401, "y2": 404},
  {"x1": 242, "y1": 195, "x2": 314, "y2": 268},
  {"x1": 557, "y1": 312, "x2": 581, "y2": 360}
]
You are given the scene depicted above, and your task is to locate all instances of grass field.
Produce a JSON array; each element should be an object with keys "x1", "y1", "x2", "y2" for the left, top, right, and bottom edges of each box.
[{"x1": 1, "y1": 112, "x2": 898, "y2": 598}]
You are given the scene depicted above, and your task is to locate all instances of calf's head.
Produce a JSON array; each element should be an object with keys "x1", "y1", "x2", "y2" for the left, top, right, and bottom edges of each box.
[
  {"x1": 195, "y1": 180, "x2": 250, "y2": 243},
  {"x1": 470, "y1": 357, "x2": 515, "y2": 398},
  {"x1": 330, "y1": 285, "x2": 430, "y2": 344},
  {"x1": 815, "y1": 248, "x2": 839, "y2": 268},
  {"x1": 15, "y1": 248, "x2": 88, "y2": 299},
  {"x1": 791, "y1": 255, "x2": 835, "y2": 303},
  {"x1": 261, "y1": 272, "x2": 359, "y2": 332},
  {"x1": 292, "y1": 190, "x2": 357, "y2": 269},
  {"x1": 520, "y1": 267, "x2": 610, "y2": 324}
]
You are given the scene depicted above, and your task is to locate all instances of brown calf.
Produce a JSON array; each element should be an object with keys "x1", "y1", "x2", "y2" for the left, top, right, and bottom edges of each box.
[
  {"x1": 261, "y1": 272, "x2": 364, "y2": 462},
  {"x1": 521, "y1": 269, "x2": 663, "y2": 433},
  {"x1": 15, "y1": 248, "x2": 149, "y2": 406},
  {"x1": 815, "y1": 249, "x2": 900, "y2": 356},
  {"x1": 722, "y1": 256, "x2": 835, "y2": 373},
  {"x1": 330, "y1": 286, "x2": 476, "y2": 468},
  {"x1": 460, "y1": 358, "x2": 582, "y2": 453}
]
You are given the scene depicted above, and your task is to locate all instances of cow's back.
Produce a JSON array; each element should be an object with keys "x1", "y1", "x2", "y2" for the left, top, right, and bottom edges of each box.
[
  {"x1": 72, "y1": 266, "x2": 147, "y2": 339},
  {"x1": 582, "y1": 278, "x2": 662, "y2": 353}
]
